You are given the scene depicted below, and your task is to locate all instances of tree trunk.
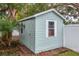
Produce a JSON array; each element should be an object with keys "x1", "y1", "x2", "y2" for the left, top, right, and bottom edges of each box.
[
  {"x1": 2, "y1": 31, "x2": 12, "y2": 47},
  {"x1": 7, "y1": 31, "x2": 12, "y2": 47},
  {"x1": 2, "y1": 32, "x2": 8, "y2": 46}
]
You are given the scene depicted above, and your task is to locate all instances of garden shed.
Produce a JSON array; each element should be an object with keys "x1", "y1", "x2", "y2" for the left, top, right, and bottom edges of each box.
[{"x1": 19, "y1": 9, "x2": 65, "y2": 53}]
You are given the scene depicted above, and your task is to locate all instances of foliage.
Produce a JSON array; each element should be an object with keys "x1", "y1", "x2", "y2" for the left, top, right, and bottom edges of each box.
[
  {"x1": 27, "y1": 3, "x2": 49, "y2": 16},
  {"x1": 0, "y1": 16, "x2": 18, "y2": 47},
  {"x1": 64, "y1": 19, "x2": 79, "y2": 25},
  {"x1": 0, "y1": 17, "x2": 17, "y2": 32},
  {"x1": 0, "y1": 3, "x2": 27, "y2": 20},
  {"x1": 0, "y1": 3, "x2": 79, "y2": 20}
]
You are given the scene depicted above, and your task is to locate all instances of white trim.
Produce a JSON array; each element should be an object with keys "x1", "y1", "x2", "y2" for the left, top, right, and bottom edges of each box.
[{"x1": 46, "y1": 20, "x2": 57, "y2": 38}]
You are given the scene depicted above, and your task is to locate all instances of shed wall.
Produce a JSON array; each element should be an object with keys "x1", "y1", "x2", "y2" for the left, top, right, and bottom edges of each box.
[
  {"x1": 20, "y1": 19, "x2": 35, "y2": 53},
  {"x1": 35, "y1": 12, "x2": 64, "y2": 53}
]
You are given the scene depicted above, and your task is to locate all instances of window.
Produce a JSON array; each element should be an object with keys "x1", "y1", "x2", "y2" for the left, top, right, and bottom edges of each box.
[
  {"x1": 46, "y1": 20, "x2": 56, "y2": 37},
  {"x1": 48, "y1": 21, "x2": 54, "y2": 36}
]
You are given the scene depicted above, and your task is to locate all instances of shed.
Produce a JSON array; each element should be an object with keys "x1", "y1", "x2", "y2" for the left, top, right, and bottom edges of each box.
[{"x1": 19, "y1": 9, "x2": 65, "y2": 53}]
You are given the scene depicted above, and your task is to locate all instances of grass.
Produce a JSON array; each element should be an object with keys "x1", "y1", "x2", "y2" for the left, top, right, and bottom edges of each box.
[{"x1": 58, "y1": 50, "x2": 79, "y2": 56}]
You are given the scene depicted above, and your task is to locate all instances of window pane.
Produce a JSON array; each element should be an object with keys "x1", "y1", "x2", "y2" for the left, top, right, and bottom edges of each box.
[
  {"x1": 48, "y1": 29, "x2": 54, "y2": 36},
  {"x1": 48, "y1": 22, "x2": 54, "y2": 28}
]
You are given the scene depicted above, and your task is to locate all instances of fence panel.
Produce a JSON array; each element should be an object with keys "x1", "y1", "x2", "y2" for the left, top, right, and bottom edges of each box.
[{"x1": 64, "y1": 24, "x2": 79, "y2": 52}]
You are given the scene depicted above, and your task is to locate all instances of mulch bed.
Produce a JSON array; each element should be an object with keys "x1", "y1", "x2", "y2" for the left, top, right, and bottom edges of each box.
[
  {"x1": 36, "y1": 47, "x2": 69, "y2": 56},
  {"x1": 0, "y1": 47, "x2": 20, "y2": 56},
  {"x1": 0, "y1": 44, "x2": 71, "y2": 56},
  {"x1": 18, "y1": 45, "x2": 35, "y2": 56},
  {"x1": 18, "y1": 44, "x2": 69, "y2": 56}
]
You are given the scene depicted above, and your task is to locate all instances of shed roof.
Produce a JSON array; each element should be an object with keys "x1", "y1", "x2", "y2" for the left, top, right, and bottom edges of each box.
[{"x1": 19, "y1": 9, "x2": 66, "y2": 22}]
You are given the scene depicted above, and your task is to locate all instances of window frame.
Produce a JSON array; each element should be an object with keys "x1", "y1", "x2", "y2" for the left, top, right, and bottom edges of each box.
[{"x1": 46, "y1": 20, "x2": 57, "y2": 38}]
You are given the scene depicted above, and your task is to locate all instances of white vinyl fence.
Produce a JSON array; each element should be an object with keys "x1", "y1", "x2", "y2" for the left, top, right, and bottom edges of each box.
[{"x1": 64, "y1": 24, "x2": 79, "y2": 52}]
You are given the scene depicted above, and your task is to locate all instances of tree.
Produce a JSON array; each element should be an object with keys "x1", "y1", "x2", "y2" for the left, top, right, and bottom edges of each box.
[
  {"x1": 0, "y1": 3, "x2": 28, "y2": 20},
  {"x1": 27, "y1": 3, "x2": 49, "y2": 16},
  {"x1": 0, "y1": 16, "x2": 18, "y2": 47}
]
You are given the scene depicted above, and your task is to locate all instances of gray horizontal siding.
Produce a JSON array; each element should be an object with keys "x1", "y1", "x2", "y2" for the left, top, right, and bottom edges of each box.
[{"x1": 20, "y1": 19, "x2": 35, "y2": 53}]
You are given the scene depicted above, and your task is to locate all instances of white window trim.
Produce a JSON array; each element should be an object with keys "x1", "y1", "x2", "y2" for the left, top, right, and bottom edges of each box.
[{"x1": 46, "y1": 20, "x2": 57, "y2": 38}]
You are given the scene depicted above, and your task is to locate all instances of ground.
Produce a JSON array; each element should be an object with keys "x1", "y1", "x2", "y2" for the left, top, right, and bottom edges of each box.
[
  {"x1": 0, "y1": 47, "x2": 20, "y2": 56},
  {"x1": 0, "y1": 44, "x2": 79, "y2": 56},
  {"x1": 18, "y1": 45, "x2": 79, "y2": 56}
]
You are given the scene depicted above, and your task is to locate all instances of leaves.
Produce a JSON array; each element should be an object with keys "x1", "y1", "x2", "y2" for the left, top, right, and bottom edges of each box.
[
  {"x1": 27, "y1": 3, "x2": 49, "y2": 16},
  {"x1": 0, "y1": 4, "x2": 27, "y2": 20},
  {"x1": 0, "y1": 17, "x2": 17, "y2": 32},
  {"x1": 0, "y1": 3, "x2": 79, "y2": 20}
]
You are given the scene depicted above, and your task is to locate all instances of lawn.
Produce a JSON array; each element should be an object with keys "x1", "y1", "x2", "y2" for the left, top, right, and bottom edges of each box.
[{"x1": 58, "y1": 50, "x2": 79, "y2": 56}]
